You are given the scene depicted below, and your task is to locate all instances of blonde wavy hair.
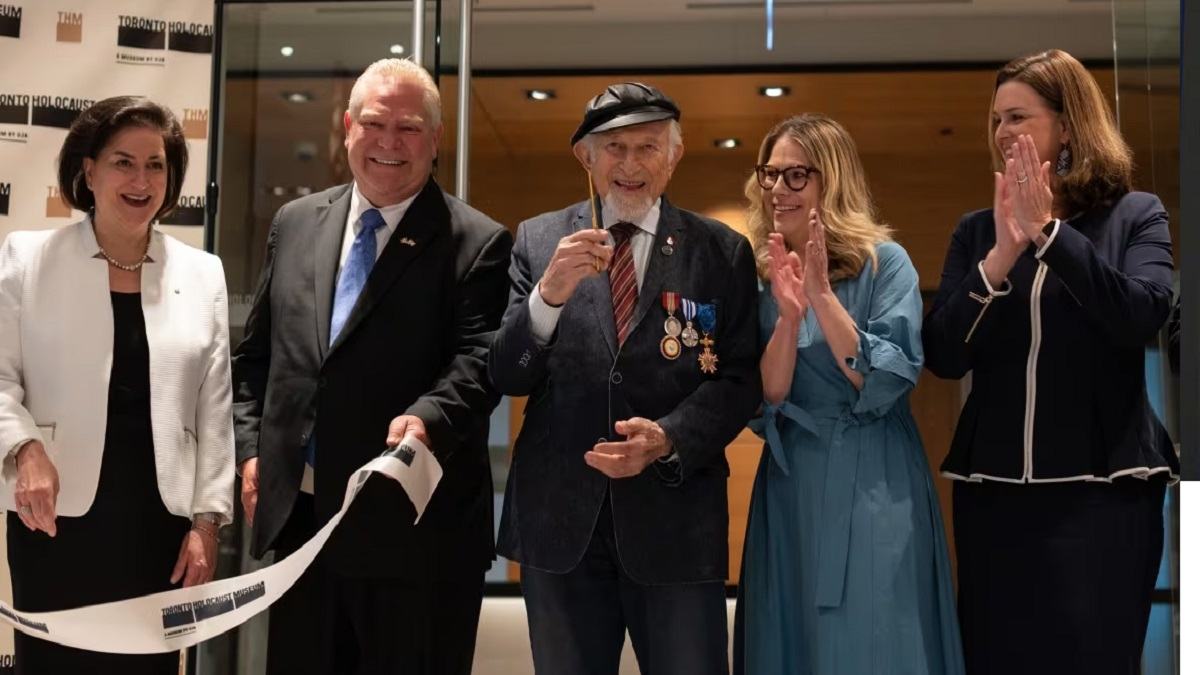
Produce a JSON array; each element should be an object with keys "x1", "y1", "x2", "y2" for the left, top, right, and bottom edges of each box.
[
  {"x1": 745, "y1": 114, "x2": 892, "y2": 282},
  {"x1": 989, "y1": 49, "x2": 1133, "y2": 214}
]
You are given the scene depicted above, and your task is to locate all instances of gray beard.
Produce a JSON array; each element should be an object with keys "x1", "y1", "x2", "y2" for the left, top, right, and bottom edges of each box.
[{"x1": 603, "y1": 190, "x2": 654, "y2": 225}]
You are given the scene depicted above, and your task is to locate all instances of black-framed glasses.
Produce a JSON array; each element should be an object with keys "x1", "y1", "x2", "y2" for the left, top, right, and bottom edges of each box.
[{"x1": 755, "y1": 164, "x2": 820, "y2": 192}]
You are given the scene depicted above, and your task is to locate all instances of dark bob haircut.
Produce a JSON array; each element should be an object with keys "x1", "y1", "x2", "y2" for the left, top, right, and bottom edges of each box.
[{"x1": 57, "y1": 96, "x2": 188, "y2": 222}]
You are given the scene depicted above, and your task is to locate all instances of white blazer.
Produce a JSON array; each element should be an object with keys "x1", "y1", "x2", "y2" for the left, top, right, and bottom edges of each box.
[{"x1": 0, "y1": 218, "x2": 234, "y2": 524}]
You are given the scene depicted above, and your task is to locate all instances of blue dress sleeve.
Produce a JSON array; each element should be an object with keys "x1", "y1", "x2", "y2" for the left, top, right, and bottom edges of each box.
[{"x1": 845, "y1": 243, "x2": 924, "y2": 419}]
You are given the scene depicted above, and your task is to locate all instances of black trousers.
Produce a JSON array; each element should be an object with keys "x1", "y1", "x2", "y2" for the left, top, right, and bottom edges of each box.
[
  {"x1": 264, "y1": 493, "x2": 485, "y2": 675},
  {"x1": 953, "y1": 477, "x2": 1166, "y2": 675},
  {"x1": 520, "y1": 496, "x2": 729, "y2": 675}
]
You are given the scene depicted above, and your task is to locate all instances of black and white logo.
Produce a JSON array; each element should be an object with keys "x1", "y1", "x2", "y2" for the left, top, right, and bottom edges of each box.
[
  {"x1": 168, "y1": 21, "x2": 212, "y2": 54},
  {"x1": 30, "y1": 95, "x2": 93, "y2": 129},
  {"x1": 0, "y1": 93, "x2": 28, "y2": 125},
  {"x1": 160, "y1": 195, "x2": 204, "y2": 226},
  {"x1": 117, "y1": 14, "x2": 165, "y2": 49},
  {"x1": 0, "y1": 4, "x2": 22, "y2": 39}
]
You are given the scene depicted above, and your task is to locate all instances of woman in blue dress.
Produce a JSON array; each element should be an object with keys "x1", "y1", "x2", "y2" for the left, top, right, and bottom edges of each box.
[{"x1": 734, "y1": 114, "x2": 964, "y2": 675}]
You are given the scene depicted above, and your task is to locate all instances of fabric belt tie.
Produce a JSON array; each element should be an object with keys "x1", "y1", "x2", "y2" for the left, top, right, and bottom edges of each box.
[{"x1": 760, "y1": 401, "x2": 863, "y2": 610}]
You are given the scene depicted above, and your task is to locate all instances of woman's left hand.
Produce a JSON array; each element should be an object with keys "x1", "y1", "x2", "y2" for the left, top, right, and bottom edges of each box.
[
  {"x1": 803, "y1": 208, "x2": 833, "y2": 300},
  {"x1": 1008, "y1": 134, "x2": 1055, "y2": 239},
  {"x1": 171, "y1": 527, "x2": 217, "y2": 587}
]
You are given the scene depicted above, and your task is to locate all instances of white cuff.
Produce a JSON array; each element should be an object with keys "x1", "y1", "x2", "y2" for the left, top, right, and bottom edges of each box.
[
  {"x1": 1034, "y1": 219, "x2": 1061, "y2": 259},
  {"x1": 976, "y1": 261, "x2": 1013, "y2": 297},
  {"x1": 529, "y1": 284, "x2": 563, "y2": 347},
  {"x1": 7, "y1": 438, "x2": 34, "y2": 458}
]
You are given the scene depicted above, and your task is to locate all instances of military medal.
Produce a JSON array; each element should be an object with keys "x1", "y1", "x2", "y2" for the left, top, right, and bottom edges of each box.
[
  {"x1": 659, "y1": 291, "x2": 682, "y2": 360},
  {"x1": 698, "y1": 335, "x2": 719, "y2": 374},
  {"x1": 696, "y1": 302, "x2": 719, "y2": 374},
  {"x1": 680, "y1": 298, "x2": 700, "y2": 348},
  {"x1": 660, "y1": 334, "x2": 682, "y2": 360},
  {"x1": 662, "y1": 291, "x2": 682, "y2": 337}
]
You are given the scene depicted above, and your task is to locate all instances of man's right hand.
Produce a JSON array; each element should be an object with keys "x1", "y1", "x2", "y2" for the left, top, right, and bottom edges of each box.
[
  {"x1": 239, "y1": 457, "x2": 258, "y2": 526},
  {"x1": 537, "y1": 229, "x2": 613, "y2": 307}
]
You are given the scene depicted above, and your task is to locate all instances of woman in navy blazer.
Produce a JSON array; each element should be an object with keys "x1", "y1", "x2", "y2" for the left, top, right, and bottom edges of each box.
[
  {"x1": 923, "y1": 50, "x2": 1176, "y2": 675},
  {"x1": 0, "y1": 97, "x2": 233, "y2": 673}
]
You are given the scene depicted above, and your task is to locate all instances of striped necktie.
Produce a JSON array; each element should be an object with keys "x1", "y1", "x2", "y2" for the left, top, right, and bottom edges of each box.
[{"x1": 609, "y1": 221, "x2": 639, "y2": 345}]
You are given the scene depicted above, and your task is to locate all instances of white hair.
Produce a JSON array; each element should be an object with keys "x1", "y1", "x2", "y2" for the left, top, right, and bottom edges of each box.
[
  {"x1": 347, "y1": 58, "x2": 441, "y2": 123},
  {"x1": 580, "y1": 119, "x2": 683, "y2": 163}
]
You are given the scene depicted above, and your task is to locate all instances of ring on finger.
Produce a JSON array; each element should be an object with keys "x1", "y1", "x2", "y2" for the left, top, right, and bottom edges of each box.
[
  {"x1": 1017, "y1": 175, "x2": 1029, "y2": 184},
  {"x1": 17, "y1": 505, "x2": 31, "y2": 515}
]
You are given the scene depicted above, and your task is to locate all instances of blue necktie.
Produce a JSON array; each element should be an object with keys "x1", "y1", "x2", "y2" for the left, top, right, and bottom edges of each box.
[
  {"x1": 330, "y1": 208, "x2": 387, "y2": 344},
  {"x1": 308, "y1": 208, "x2": 387, "y2": 467}
]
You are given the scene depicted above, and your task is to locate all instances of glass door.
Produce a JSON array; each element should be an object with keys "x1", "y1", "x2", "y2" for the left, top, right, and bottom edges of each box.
[
  {"x1": 204, "y1": 2, "x2": 455, "y2": 672},
  {"x1": 1112, "y1": 1, "x2": 1181, "y2": 672}
]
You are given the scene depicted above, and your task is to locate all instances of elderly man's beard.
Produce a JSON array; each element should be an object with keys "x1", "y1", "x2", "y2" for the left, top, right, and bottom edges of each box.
[{"x1": 602, "y1": 189, "x2": 655, "y2": 225}]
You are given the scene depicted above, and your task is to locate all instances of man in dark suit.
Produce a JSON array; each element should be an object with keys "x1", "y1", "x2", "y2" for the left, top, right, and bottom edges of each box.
[
  {"x1": 490, "y1": 83, "x2": 761, "y2": 675},
  {"x1": 232, "y1": 58, "x2": 512, "y2": 674}
]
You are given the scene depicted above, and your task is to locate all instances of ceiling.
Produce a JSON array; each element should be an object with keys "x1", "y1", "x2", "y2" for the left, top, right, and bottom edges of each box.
[{"x1": 222, "y1": 0, "x2": 1118, "y2": 72}]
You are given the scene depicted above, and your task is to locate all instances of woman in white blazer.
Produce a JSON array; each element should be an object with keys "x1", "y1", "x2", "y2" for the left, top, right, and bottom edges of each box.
[{"x1": 0, "y1": 97, "x2": 234, "y2": 673}]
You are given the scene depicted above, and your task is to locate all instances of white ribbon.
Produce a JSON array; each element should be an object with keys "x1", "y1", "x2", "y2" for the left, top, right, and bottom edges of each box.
[{"x1": 0, "y1": 437, "x2": 442, "y2": 654}]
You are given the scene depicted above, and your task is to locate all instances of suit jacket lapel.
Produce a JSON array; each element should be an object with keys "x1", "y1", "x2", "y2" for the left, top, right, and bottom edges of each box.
[
  {"x1": 327, "y1": 178, "x2": 447, "y2": 357},
  {"x1": 629, "y1": 197, "x2": 685, "y2": 337},
  {"x1": 571, "y1": 201, "x2": 619, "y2": 358},
  {"x1": 313, "y1": 186, "x2": 352, "y2": 359}
]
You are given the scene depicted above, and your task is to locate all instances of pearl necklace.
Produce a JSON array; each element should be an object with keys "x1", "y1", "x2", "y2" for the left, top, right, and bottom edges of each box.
[{"x1": 96, "y1": 234, "x2": 151, "y2": 272}]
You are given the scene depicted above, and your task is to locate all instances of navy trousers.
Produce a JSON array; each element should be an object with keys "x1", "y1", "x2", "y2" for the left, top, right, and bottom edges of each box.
[{"x1": 521, "y1": 495, "x2": 729, "y2": 675}]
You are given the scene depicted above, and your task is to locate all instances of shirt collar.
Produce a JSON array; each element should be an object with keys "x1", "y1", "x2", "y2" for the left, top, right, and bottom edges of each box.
[
  {"x1": 349, "y1": 183, "x2": 418, "y2": 232},
  {"x1": 602, "y1": 196, "x2": 661, "y2": 236}
]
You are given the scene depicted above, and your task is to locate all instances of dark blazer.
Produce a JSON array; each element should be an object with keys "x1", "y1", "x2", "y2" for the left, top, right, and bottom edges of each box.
[
  {"x1": 923, "y1": 191, "x2": 1177, "y2": 482},
  {"x1": 490, "y1": 198, "x2": 761, "y2": 585},
  {"x1": 232, "y1": 179, "x2": 513, "y2": 577}
]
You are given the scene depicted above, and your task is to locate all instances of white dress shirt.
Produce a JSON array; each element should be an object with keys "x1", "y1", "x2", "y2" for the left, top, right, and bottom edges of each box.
[
  {"x1": 337, "y1": 184, "x2": 415, "y2": 277},
  {"x1": 528, "y1": 198, "x2": 662, "y2": 345}
]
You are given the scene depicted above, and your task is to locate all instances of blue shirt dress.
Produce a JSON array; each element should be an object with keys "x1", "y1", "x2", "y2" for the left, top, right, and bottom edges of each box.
[{"x1": 737, "y1": 242, "x2": 965, "y2": 675}]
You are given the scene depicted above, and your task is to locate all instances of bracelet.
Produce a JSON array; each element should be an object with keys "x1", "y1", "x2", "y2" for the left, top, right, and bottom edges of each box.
[{"x1": 191, "y1": 524, "x2": 219, "y2": 541}]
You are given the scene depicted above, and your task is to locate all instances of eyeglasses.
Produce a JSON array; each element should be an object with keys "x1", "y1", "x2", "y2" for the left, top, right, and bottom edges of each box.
[{"x1": 755, "y1": 164, "x2": 820, "y2": 192}]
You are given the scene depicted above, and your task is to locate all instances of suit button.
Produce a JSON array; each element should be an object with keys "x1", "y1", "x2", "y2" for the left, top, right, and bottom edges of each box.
[
  {"x1": 610, "y1": 372, "x2": 623, "y2": 384},
  {"x1": 318, "y1": 376, "x2": 327, "y2": 389}
]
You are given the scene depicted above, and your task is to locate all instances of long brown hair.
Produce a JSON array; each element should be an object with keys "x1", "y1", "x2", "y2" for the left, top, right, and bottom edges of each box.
[
  {"x1": 989, "y1": 49, "x2": 1133, "y2": 215},
  {"x1": 744, "y1": 114, "x2": 891, "y2": 282}
]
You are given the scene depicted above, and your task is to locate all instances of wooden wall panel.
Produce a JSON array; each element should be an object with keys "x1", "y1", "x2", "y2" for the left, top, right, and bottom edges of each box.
[{"x1": 221, "y1": 67, "x2": 1131, "y2": 584}]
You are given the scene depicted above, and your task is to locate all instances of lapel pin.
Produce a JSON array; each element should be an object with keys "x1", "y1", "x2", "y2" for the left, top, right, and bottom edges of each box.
[
  {"x1": 661, "y1": 235, "x2": 674, "y2": 256},
  {"x1": 400, "y1": 237, "x2": 417, "y2": 247}
]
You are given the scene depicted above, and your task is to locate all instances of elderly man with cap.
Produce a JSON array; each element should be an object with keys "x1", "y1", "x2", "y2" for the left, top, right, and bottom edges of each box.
[{"x1": 490, "y1": 82, "x2": 761, "y2": 674}]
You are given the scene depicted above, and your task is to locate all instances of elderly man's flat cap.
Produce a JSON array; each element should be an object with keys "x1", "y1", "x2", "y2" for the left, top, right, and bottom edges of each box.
[{"x1": 570, "y1": 82, "x2": 681, "y2": 146}]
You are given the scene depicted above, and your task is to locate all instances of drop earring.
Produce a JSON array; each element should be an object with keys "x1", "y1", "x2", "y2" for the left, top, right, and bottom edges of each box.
[{"x1": 1055, "y1": 144, "x2": 1072, "y2": 176}]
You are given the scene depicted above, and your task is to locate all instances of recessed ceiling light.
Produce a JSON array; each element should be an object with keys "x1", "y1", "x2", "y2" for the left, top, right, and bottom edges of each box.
[
  {"x1": 280, "y1": 45, "x2": 295, "y2": 57},
  {"x1": 759, "y1": 86, "x2": 790, "y2": 98},
  {"x1": 271, "y1": 186, "x2": 286, "y2": 196},
  {"x1": 526, "y1": 89, "x2": 556, "y2": 101},
  {"x1": 389, "y1": 44, "x2": 405, "y2": 55},
  {"x1": 713, "y1": 138, "x2": 740, "y2": 150},
  {"x1": 283, "y1": 91, "x2": 312, "y2": 103}
]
